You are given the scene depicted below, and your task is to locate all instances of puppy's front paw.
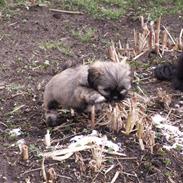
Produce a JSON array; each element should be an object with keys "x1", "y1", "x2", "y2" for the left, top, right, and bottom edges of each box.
[
  {"x1": 94, "y1": 95, "x2": 106, "y2": 103},
  {"x1": 88, "y1": 93, "x2": 106, "y2": 104}
]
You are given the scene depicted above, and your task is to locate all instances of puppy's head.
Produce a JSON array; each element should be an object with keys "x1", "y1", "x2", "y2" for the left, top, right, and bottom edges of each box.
[
  {"x1": 45, "y1": 111, "x2": 61, "y2": 127},
  {"x1": 88, "y1": 61, "x2": 131, "y2": 101}
]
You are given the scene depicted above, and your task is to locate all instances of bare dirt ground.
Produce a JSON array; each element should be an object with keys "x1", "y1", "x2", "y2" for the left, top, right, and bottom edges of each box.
[{"x1": 0, "y1": 5, "x2": 183, "y2": 183}]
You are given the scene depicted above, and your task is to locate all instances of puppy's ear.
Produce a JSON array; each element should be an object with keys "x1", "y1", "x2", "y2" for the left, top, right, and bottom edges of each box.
[{"x1": 88, "y1": 67, "x2": 102, "y2": 88}]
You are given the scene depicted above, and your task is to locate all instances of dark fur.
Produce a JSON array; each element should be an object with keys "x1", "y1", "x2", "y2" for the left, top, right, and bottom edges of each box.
[
  {"x1": 154, "y1": 63, "x2": 176, "y2": 81},
  {"x1": 44, "y1": 61, "x2": 131, "y2": 127},
  {"x1": 154, "y1": 53, "x2": 183, "y2": 91}
]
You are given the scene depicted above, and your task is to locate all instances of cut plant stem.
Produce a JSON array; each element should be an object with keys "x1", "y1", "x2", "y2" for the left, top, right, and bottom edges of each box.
[
  {"x1": 139, "y1": 139, "x2": 145, "y2": 151},
  {"x1": 112, "y1": 107, "x2": 117, "y2": 132},
  {"x1": 70, "y1": 108, "x2": 75, "y2": 116},
  {"x1": 162, "y1": 30, "x2": 168, "y2": 55},
  {"x1": 140, "y1": 16, "x2": 144, "y2": 28},
  {"x1": 44, "y1": 130, "x2": 51, "y2": 147},
  {"x1": 133, "y1": 29, "x2": 138, "y2": 53},
  {"x1": 47, "y1": 168, "x2": 57, "y2": 182},
  {"x1": 154, "y1": 17, "x2": 161, "y2": 54},
  {"x1": 91, "y1": 105, "x2": 96, "y2": 129},
  {"x1": 149, "y1": 21, "x2": 155, "y2": 49},
  {"x1": 22, "y1": 144, "x2": 29, "y2": 160},
  {"x1": 155, "y1": 30, "x2": 160, "y2": 54},
  {"x1": 178, "y1": 29, "x2": 183, "y2": 50},
  {"x1": 108, "y1": 46, "x2": 116, "y2": 62}
]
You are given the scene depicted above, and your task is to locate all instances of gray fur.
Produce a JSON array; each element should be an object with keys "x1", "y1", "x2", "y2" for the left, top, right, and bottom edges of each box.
[
  {"x1": 44, "y1": 61, "x2": 131, "y2": 127},
  {"x1": 88, "y1": 61, "x2": 131, "y2": 100}
]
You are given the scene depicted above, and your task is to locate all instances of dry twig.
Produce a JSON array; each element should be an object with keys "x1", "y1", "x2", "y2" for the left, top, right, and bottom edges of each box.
[
  {"x1": 50, "y1": 8, "x2": 84, "y2": 15},
  {"x1": 110, "y1": 171, "x2": 120, "y2": 183},
  {"x1": 42, "y1": 157, "x2": 47, "y2": 181},
  {"x1": 163, "y1": 26, "x2": 176, "y2": 45}
]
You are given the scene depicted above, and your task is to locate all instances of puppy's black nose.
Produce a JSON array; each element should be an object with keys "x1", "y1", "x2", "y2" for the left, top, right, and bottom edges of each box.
[
  {"x1": 46, "y1": 115, "x2": 61, "y2": 127},
  {"x1": 111, "y1": 89, "x2": 128, "y2": 100},
  {"x1": 113, "y1": 95, "x2": 118, "y2": 100},
  {"x1": 46, "y1": 116, "x2": 58, "y2": 127}
]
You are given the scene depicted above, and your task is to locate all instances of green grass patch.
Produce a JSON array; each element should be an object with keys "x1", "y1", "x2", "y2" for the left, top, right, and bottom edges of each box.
[
  {"x1": 132, "y1": 0, "x2": 183, "y2": 20},
  {"x1": 1, "y1": 0, "x2": 183, "y2": 20},
  {"x1": 58, "y1": 0, "x2": 183, "y2": 20},
  {"x1": 0, "y1": 0, "x2": 5, "y2": 6},
  {"x1": 72, "y1": 27, "x2": 96, "y2": 43},
  {"x1": 61, "y1": 0, "x2": 132, "y2": 20},
  {"x1": 39, "y1": 41, "x2": 73, "y2": 56}
]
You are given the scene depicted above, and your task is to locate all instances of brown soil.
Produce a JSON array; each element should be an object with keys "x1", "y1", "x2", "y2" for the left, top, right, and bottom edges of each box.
[{"x1": 0, "y1": 5, "x2": 183, "y2": 183}]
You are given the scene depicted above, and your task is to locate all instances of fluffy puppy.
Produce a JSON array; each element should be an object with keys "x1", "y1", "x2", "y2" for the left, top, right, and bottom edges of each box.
[
  {"x1": 154, "y1": 53, "x2": 183, "y2": 91},
  {"x1": 88, "y1": 61, "x2": 131, "y2": 100},
  {"x1": 44, "y1": 61, "x2": 131, "y2": 127}
]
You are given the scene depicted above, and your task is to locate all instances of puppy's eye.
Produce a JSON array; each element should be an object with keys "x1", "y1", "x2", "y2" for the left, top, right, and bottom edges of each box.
[
  {"x1": 120, "y1": 89, "x2": 127, "y2": 96},
  {"x1": 104, "y1": 88, "x2": 110, "y2": 92}
]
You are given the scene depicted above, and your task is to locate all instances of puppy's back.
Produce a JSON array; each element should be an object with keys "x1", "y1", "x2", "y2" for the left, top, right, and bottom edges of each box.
[{"x1": 44, "y1": 65, "x2": 89, "y2": 109}]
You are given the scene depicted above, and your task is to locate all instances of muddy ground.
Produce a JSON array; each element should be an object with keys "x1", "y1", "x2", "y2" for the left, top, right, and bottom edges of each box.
[{"x1": 0, "y1": 5, "x2": 183, "y2": 183}]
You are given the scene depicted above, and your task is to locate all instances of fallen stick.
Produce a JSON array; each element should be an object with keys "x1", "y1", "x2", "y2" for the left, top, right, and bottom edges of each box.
[
  {"x1": 106, "y1": 156, "x2": 137, "y2": 160},
  {"x1": 110, "y1": 171, "x2": 120, "y2": 183},
  {"x1": 118, "y1": 48, "x2": 134, "y2": 51},
  {"x1": 42, "y1": 157, "x2": 47, "y2": 181},
  {"x1": 163, "y1": 26, "x2": 176, "y2": 45},
  {"x1": 56, "y1": 174, "x2": 72, "y2": 180},
  {"x1": 105, "y1": 165, "x2": 115, "y2": 175},
  {"x1": 132, "y1": 50, "x2": 148, "y2": 60},
  {"x1": 20, "y1": 162, "x2": 59, "y2": 176},
  {"x1": 50, "y1": 8, "x2": 84, "y2": 15}
]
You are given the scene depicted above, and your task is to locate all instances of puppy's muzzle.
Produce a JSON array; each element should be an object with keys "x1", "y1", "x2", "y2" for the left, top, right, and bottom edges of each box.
[{"x1": 111, "y1": 89, "x2": 128, "y2": 101}]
